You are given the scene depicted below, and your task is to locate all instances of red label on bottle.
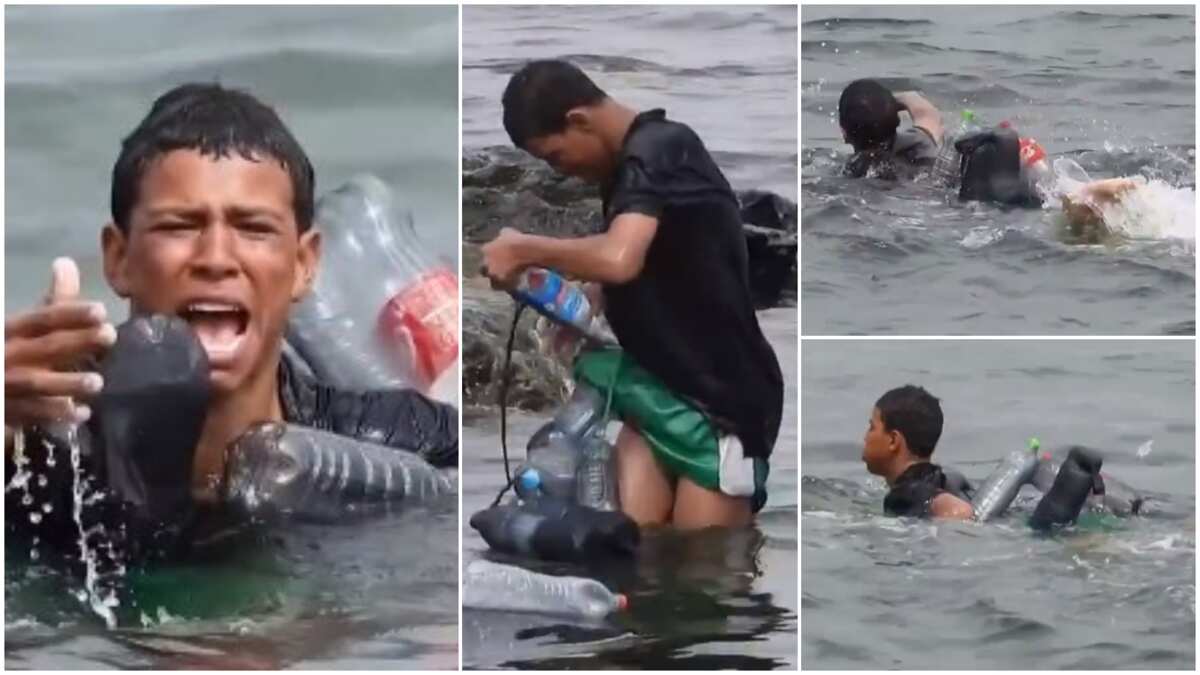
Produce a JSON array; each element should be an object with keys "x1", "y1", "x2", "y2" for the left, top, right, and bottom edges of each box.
[{"x1": 377, "y1": 268, "x2": 459, "y2": 390}]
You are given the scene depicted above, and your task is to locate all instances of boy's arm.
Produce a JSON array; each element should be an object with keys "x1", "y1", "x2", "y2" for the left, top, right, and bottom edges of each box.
[
  {"x1": 1061, "y1": 177, "x2": 1139, "y2": 227},
  {"x1": 930, "y1": 492, "x2": 975, "y2": 520},
  {"x1": 481, "y1": 212, "x2": 658, "y2": 287},
  {"x1": 893, "y1": 91, "x2": 944, "y2": 146}
]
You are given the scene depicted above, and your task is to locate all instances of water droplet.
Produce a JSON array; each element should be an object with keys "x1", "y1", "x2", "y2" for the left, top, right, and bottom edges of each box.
[
  {"x1": 29, "y1": 513, "x2": 42, "y2": 524},
  {"x1": 37, "y1": 474, "x2": 48, "y2": 487},
  {"x1": 30, "y1": 549, "x2": 40, "y2": 561},
  {"x1": 21, "y1": 494, "x2": 33, "y2": 506},
  {"x1": 42, "y1": 503, "x2": 53, "y2": 514}
]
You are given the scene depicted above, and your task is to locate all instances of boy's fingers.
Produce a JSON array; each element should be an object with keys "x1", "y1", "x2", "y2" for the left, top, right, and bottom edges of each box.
[
  {"x1": 44, "y1": 257, "x2": 81, "y2": 306},
  {"x1": 6, "y1": 368, "x2": 104, "y2": 399},
  {"x1": 4, "y1": 302, "x2": 107, "y2": 340},
  {"x1": 6, "y1": 324, "x2": 116, "y2": 367},
  {"x1": 6, "y1": 396, "x2": 89, "y2": 429}
]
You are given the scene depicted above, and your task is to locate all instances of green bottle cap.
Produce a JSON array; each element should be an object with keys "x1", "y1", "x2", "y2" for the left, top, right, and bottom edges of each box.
[
  {"x1": 961, "y1": 109, "x2": 976, "y2": 122},
  {"x1": 1028, "y1": 437, "x2": 1041, "y2": 452}
]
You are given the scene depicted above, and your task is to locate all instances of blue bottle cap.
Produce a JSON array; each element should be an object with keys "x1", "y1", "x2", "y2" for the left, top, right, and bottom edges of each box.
[{"x1": 518, "y1": 468, "x2": 541, "y2": 493}]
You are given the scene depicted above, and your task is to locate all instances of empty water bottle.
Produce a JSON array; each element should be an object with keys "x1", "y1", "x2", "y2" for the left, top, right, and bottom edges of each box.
[
  {"x1": 223, "y1": 422, "x2": 453, "y2": 523},
  {"x1": 515, "y1": 383, "x2": 607, "y2": 502},
  {"x1": 462, "y1": 559, "x2": 627, "y2": 619},
  {"x1": 972, "y1": 438, "x2": 1041, "y2": 521},
  {"x1": 287, "y1": 174, "x2": 459, "y2": 402},
  {"x1": 576, "y1": 430, "x2": 619, "y2": 511}
]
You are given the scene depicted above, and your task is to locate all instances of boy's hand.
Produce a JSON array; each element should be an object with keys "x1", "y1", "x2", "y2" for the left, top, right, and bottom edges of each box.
[
  {"x1": 5, "y1": 258, "x2": 114, "y2": 430},
  {"x1": 481, "y1": 227, "x2": 527, "y2": 289}
]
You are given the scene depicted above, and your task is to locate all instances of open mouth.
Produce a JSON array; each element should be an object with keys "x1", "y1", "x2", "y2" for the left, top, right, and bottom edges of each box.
[{"x1": 178, "y1": 301, "x2": 250, "y2": 365}]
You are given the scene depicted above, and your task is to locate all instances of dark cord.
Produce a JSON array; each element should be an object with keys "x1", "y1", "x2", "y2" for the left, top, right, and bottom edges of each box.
[{"x1": 490, "y1": 303, "x2": 526, "y2": 508}]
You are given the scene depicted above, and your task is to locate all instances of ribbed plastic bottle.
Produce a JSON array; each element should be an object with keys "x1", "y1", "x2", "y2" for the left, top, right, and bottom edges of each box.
[
  {"x1": 223, "y1": 422, "x2": 453, "y2": 522},
  {"x1": 972, "y1": 437, "x2": 1041, "y2": 521},
  {"x1": 462, "y1": 559, "x2": 627, "y2": 619}
]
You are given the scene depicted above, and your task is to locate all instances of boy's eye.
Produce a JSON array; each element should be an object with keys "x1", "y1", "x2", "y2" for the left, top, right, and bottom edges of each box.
[
  {"x1": 154, "y1": 220, "x2": 196, "y2": 232},
  {"x1": 240, "y1": 221, "x2": 276, "y2": 234}
]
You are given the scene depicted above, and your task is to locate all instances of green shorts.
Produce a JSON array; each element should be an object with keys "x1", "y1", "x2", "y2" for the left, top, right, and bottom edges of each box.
[{"x1": 573, "y1": 348, "x2": 768, "y2": 512}]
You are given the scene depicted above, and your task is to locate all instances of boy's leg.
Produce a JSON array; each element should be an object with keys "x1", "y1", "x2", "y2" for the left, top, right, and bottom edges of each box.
[
  {"x1": 615, "y1": 422, "x2": 674, "y2": 526},
  {"x1": 671, "y1": 477, "x2": 752, "y2": 530}
]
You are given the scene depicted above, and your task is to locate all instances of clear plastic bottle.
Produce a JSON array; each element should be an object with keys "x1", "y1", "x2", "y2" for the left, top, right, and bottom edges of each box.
[
  {"x1": 286, "y1": 174, "x2": 459, "y2": 402},
  {"x1": 576, "y1": 430, "x2": 619, "y2": 511},
  {"x1": 514, "y1": 384, "x2": 608, "y2": 501},
  {"x1": 224, "y1": 422, "x2": 454, "y2": 522},
  {"x1": 972, "y1": 437, "x2": 1041, "y2": 521},
  {"x1": 462, "y1": 559, "x2": 627, "y2": 619}
]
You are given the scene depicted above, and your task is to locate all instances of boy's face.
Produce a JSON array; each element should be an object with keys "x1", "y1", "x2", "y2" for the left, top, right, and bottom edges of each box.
[
  {"x1": 524, "y1": 111, "x2": 612, "y2": 183},
  {"x1": 862, "y1": 407, "x2": 899, "y2": 476},
  {"x1": 102, "y1": 149, "x2": 320, "y2": 396}
]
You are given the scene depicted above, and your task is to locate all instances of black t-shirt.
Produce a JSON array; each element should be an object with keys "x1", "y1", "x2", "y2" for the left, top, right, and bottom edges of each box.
[
  {"x1": 883, "y1": 462, "x2": 968, "y2": 517},
  {"x1": 599, "y1": 109, "x2": 784, "y2": 461},
  {"x1": 892, "y1": 125, "x2": 942, "y2": 165}
]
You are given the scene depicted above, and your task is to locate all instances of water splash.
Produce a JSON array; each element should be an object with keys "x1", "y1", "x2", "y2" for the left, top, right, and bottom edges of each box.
[
  {"x1": 67, "y1": 423, "x2": 120, "y2": 629},
  {"x1": 1047, "y1": 158, "x2": 1196, "y2": 245}
]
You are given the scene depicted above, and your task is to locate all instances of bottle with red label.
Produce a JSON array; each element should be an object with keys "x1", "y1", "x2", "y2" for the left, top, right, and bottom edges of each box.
[{"x1": 287, "y1": 175, "x2": 459, "y2": 402}]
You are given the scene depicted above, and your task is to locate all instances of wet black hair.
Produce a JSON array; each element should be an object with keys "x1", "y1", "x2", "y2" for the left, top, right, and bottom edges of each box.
[
  {"x1": 111, "y1": 82, "x2": 315, "y2": 233},
  {"x1": 838, "y1": 78, "x2": 900, "y2": 151},
  {"x1": 502, "y1": 60, "x2": 608, "y2": 149},
  {"x1": 875, "y1": 385, "x2": 943, "y2": 458}
]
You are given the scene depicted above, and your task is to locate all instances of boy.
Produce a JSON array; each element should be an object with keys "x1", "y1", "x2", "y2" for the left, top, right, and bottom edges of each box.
[
  {"x1": 5, "y1": 83, "x2": 457, "y2": 558},
  {"x1": 481, "y1": 60, "x2": 784, "y2": 529},
  {"x1": 838, "y1": 78, "x2": 945, "y2": 178},
  {"x1": 863, "y1": 385, "x2": 973, "y2": 520}
]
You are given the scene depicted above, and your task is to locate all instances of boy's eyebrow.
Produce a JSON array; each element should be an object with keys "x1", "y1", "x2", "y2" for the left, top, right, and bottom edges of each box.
[
  {"x1": 143, "y1": 205, "x2": 206, "y2": 220},
  {"x1": 226, "y1": 205, "x2": 285, "y2": 222}
]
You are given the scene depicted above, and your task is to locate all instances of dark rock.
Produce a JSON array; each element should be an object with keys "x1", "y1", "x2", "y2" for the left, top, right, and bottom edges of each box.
[{"x1": 461, "y1": 270, "x2": 572, "y2": 413}]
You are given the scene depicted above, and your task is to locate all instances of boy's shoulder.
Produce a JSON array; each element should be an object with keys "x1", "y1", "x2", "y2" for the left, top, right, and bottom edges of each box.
[{"x1": 624, "y1": 109, "x2": 705, "y2": 165}]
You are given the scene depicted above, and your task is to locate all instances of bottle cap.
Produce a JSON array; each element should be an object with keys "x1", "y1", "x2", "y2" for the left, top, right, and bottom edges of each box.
[
  {"x1": 518, "y1": 468, "x2": 541, "y2": 493},
  {"x1": 1028, "y1": 437, "x2": 1041, "y2": 452},
  {"x1": 961, "y1": 109, "x2": 976, "y2": 123},
  {"x1": 616, "y1": 593, "x2": 629, "y2": 611}
]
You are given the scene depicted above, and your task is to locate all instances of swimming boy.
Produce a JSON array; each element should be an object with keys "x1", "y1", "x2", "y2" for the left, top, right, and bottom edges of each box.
[
  {"x1": 863, "y1": 385, "x2": 974, "y2": 520},
  {"x1": 5, "y1": 83, "x2": 458, "y2": 557},
  {"x1": 838, "y1": 78, "x2": 945, "y2": 178},
  {"x1": 481, "y1": 60, "x2": 784, "y2": 530}
]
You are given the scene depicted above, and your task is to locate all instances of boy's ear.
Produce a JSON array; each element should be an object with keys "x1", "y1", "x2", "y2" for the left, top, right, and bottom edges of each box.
[
  {"x1": 565, "y1": 107, "x2": 592, "y2": 132},
  {"x1": 101, "y1": 223, "x2": 132, "y2": 298}
]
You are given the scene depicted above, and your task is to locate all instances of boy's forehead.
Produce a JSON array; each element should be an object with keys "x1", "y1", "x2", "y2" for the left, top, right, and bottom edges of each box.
[{"x1": 136, "y1": 149, "x2": 295, "y2": 211}]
